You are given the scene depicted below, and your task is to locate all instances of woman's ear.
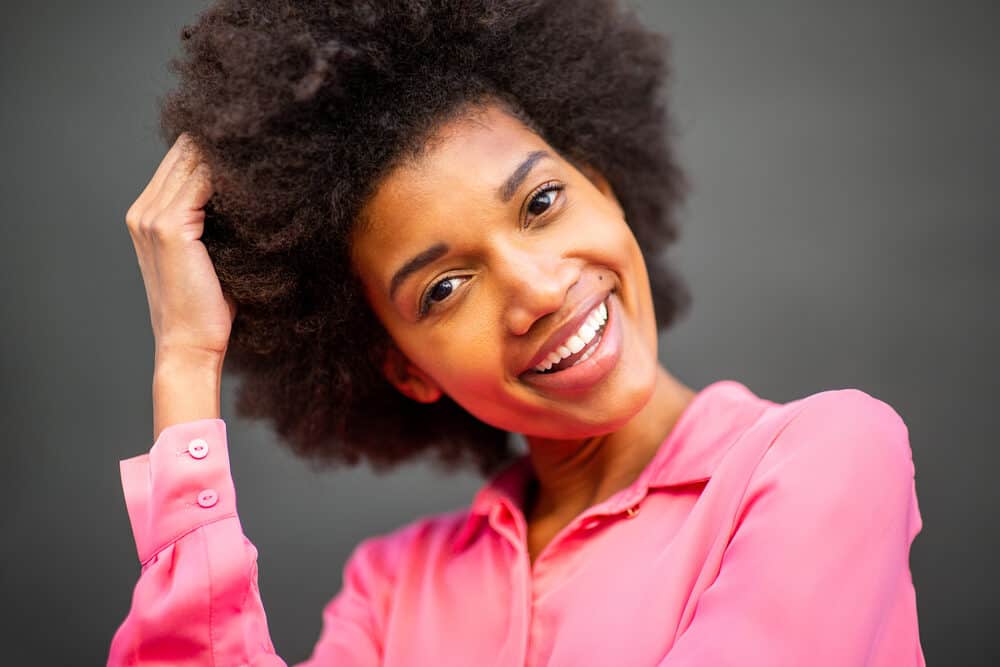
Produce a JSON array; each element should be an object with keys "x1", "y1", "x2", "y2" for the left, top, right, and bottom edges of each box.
[{"x1": 382, "y1": 343, "x2": 443, "y2": 404}]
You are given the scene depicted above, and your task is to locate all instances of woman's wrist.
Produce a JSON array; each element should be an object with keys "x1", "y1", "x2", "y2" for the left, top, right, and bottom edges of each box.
[{"x1": 152, "y1": 347, "x2": 225, "y2": 442}]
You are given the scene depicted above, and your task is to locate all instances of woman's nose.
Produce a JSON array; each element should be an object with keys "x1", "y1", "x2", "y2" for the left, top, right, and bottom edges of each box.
[{"x1": 497, "y1": 246, "x2": 579, "y2": 336}]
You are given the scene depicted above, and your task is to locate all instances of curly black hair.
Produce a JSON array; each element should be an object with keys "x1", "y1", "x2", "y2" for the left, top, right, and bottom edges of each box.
[{"x1": 158, "y1": 0, "x2": 691, "y2": 477}]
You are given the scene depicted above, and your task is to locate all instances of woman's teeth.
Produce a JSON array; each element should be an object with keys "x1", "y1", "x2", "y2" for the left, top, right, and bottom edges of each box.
[{"x1": 534, "y1": 300, "x2": 608, "y2": 373}]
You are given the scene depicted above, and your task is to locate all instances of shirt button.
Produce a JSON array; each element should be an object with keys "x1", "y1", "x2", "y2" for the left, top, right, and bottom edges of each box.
[
  {"x1": 187, "y1": 438, "x2": 209, "y2": 459},
  {"x1": 197, "y1": 489, "x2": 219, "y2": 508},
  {"x1": 625, "y1": 504, "x2": 640, "y2": 518}
]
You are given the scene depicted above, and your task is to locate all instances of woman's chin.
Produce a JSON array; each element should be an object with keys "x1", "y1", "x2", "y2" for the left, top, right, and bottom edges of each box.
[{"x1": 519, "y1": 372, "x2": 658, "y2": 441}]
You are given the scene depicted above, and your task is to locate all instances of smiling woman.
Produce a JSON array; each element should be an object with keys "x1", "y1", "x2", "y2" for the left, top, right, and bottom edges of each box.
[
  {"x1": 147, "y1": 0, "x2": 690, "y2": 477},
  {"x1": 110, "y1": 0, "x2": 926, "y2": 665},
  {"x1": 351, "y1": 105, "x2": 668, "y2": 440}
]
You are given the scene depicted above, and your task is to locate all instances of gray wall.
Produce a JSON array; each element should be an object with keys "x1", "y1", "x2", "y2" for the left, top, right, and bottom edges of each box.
[{"x1": 2, "y1": 1, "x2": 995, "y2": 664}]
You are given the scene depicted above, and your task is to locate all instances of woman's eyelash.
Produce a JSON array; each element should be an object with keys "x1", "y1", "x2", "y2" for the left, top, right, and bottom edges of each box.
[
  {"x1": 523, "y1": 181, "x2": 564, "y2": 227},
  {"x1": 419, "y1": 275, "x2": 466, "y2": 317}
]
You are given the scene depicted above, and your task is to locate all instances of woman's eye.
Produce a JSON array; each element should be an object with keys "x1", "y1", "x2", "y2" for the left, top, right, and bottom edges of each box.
[
  {"x1": 419, "y1": 275, "x2": 466, "y2": 317},
  {"x1": 524, "y1": 184, "x2": 564, "y2": 223}
]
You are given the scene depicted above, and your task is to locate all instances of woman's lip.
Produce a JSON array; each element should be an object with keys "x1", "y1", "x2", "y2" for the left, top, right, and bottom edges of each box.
[
  {"x1": 519, "y1": 291, "x2": 623, "y2": 393},
  {"x1": 521, "y1": 289, "x2": 612, "y2": 374}
]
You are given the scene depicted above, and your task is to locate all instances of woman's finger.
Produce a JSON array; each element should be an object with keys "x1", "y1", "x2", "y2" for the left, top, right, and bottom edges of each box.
[
  {"x1": 133, "y1": 133, "x2": 195, "y2": 215},
  {"x1": 167, "y1": 162, "x2": 214, "y2": 215},
  {"x1": 152, "y1": 140, "x2": 202, "y2": 216}
]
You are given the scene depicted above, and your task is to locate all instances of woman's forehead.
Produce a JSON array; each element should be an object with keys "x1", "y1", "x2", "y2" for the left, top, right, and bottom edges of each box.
[
  {"x1": 355, "y1": 105, "x2": 557, "y2": 252},
  {"x1": 389, "y1": 108, "x2": 547, "y2": 203}
]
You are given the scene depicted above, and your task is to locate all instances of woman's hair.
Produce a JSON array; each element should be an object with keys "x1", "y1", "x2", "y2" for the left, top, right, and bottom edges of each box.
[{"x1": 160, "y1": 0, "x2": 691, "y2": 477}]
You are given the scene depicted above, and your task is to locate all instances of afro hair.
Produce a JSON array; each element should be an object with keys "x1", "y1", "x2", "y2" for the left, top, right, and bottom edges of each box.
[{"x1": 159, "y1": 0, "x2": 691, "y2": 477}]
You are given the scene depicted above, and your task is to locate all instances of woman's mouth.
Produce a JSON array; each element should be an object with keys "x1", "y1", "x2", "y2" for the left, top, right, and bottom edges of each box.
[
  {"x1": 519, "y1": 291, "x2": 623, "y2": 393},
  {"x1": 533, "y1": 298, "x2": 608, "y2": 373}
]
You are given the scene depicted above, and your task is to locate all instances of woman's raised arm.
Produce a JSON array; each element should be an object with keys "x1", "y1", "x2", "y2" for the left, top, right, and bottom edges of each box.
[{"x1": 110, "y1": 135, "x2": 391, "y2": 665}]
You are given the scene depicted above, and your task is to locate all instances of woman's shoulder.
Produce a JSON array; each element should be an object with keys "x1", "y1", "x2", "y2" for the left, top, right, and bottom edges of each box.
[
  {"x1": 681, "y1": 380, "x2": 912, "y2": 477},
  {"x1": 771, "y1": 385, "x2": 910, "y2": 449},
  {"x1": 687, "y1": 379, "x2": 906, "y2": 434},
  {"x1": 748, "y1": 385, "x2": 915, "y2": 496}
]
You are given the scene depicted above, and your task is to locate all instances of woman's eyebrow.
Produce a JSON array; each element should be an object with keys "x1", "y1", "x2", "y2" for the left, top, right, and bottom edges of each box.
[
  {"x1": 389, "y1": 241, "x2": 449, "y2": 299},
  {"x1": 498, "y1": 150, "x2": 552, "y2": 202}
]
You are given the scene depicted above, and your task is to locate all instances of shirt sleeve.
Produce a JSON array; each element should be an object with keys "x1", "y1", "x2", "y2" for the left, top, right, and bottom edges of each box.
[
  {"x1": 108, "y1": 418, "x2": 391, "y2": 667},
  {"x1": 659, "y1": 389, "x2": 926, "y2": 667}
]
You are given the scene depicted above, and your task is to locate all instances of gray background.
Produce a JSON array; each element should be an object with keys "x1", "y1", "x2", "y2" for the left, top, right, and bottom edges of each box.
[{"x1": 1, "y1": 0, "x2": 996, "y2": 664}]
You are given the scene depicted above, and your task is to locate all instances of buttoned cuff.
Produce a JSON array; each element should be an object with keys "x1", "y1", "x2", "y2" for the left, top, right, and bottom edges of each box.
[{"x1": 119, "y1": 418, "x2": 237, "y2": 565}]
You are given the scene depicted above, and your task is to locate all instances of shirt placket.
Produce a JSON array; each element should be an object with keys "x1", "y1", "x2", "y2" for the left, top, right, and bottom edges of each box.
[
  {"x1": 487, "y1": 493, "x2": 646, "y2": 666},
  {"x1": 487, "y1": 500, "x2": 533, "y2": 666}
]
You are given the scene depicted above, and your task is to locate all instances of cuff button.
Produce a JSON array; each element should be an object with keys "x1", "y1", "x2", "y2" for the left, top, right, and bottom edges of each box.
[
  {"x1": 188, "y1": 439, "x2": 209, "y2": 459},
  {"x1": 197, "y1": 488, "x2": 219, "y2": 508}
]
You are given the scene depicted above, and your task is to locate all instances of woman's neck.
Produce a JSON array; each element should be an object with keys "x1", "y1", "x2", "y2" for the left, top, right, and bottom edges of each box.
[{"x1": 522, "y1": 366, "x2": 696, "y2": 527}]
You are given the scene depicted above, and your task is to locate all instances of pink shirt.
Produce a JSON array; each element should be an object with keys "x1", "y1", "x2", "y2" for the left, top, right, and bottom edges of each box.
[{"x1": 108, "y1": 379, "x2": 926, "y2": 666}]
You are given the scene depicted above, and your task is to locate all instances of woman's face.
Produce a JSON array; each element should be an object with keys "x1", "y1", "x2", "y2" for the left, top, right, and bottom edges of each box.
[{"x1": 351, "y1": 103, "x2": 661, "y2": 440}]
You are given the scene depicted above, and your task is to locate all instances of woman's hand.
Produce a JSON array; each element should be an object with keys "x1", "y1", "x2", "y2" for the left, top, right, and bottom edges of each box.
[{"x1": 125, "y1": 133, "x2": 237, "y2": 364}]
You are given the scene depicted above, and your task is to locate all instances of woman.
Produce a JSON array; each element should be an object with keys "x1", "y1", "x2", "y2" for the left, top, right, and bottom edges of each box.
[{"x1": 110, "y1": 1, "x2": 925, "y2": 665}]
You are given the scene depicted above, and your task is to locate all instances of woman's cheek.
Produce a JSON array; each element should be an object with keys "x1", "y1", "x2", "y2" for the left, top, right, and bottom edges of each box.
[
  {"x1": 573, "y1": 217, "x2": 634, "y2": 279},
  {"x1": 431, "y1": 342, "x2": 502, "y2": 393}
]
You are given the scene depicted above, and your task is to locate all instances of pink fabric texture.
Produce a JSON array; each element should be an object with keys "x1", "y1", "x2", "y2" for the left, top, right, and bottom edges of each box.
[{"x1": 109, "y1": 379, "x2": 926, "y2": 666}]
